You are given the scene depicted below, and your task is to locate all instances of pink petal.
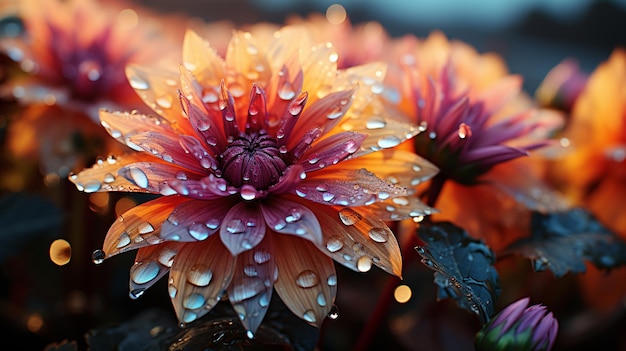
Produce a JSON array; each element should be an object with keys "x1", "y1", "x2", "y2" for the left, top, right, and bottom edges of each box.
[
  {"x1": 246, "y1": 84, "x2": 268, "y2": 133},
  {"x1": 168, "y1": 236, "x2": 236, "y2": 325},
  {"x1": 179, "y1": 92, "x2": 226, "y2": 154},
  {"x1": 99, "y1": 109, "x2": 177, "y2": 151},
  {"x1": 160, "y1": 197, "x2": 237, "y2": 242},
  {"x1": 227, "y1": 237, "x2": 277, "y2": 334},
  {"x1": 117, "y1": 162, "x2": 202, "y2": 196},
  {"x1": 260, "y1": 196, "x2": 322, "y2": 245},
  {"x1": 268, "y1": 164, "x2": 306, "y2": 195},
  {"x1": 126, "y1": 131, "x2": 210, "y2": 173},
  {"x1": 271, "y1": 234, "x2": 337, "y2": 327},
  {"x1": 275, "y1": 91, "x2": 308, "y2": 148},
  {"x1": 463, "y1": 145, "x2": 528, "y2": 166},
  {"x1": 220, "y1": 201, "x2": 267, "y2": 256}
]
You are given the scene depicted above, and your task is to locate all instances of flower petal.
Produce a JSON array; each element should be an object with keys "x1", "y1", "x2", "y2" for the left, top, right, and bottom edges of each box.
[
  {"x1": 117, "y1": 161, "x2": 202, "y2": 196},
  {"x1": 99, "y1": 109, "x2": 177, "y2": 151},
  {"x1": 307, "y1": 202, "x2": 403, "y2": 277},
  {"x1": 220, "y1": 201, "x2": 267, "y2": 256},
  {"x1": 272, "y1": 234, "x2": 337, "y2": 327},
  {"x1": 260, "y1": 196, "x2": 322, "y2": 245},
  {"x1": 126, "y1": 131, "x2": 210, "y2": 173},
  {"x1": 102, "y1": 196, "x2": 189, "y2": 259},
  {"x1": 182, "y1": 29, "x2": 226, "y2": 87},
  {"x1": 160, "y1": 197, "x2": 237, "y2": 242},
  {"x1": 339, "y1": 148, "x2": 439, "y2": 189},
  {"x1": 128, "y1": 243, "x2": 183, "y2": 299},
  {"x1": 295, "y1": 168, "x2": 406, "y2": 207},
  {"x1": 69, "y1": 153, "x2": 157, "y2": 193},
  {"x1": 169, "y1": 236, "x2": 236, "y2": 325},
  {"x1": 299, "y1": 131, "x2": 366, "y2": 172},
  {"x1": 227, "y1": 237, "x2": 277, "y2": 335}
]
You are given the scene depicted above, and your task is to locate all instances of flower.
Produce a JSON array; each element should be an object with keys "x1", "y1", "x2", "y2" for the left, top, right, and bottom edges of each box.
[
  {"x1": 388, "y1": 32, "x2": 565, "y2": 250},
  {"x1": 548, "y1": 49, "x2": 626, "y2": 312},
  {"x1": 0, "y1": 0, "x2": 183, "y2": 177},
  {"x1": 70, "y1": 27, "x2": 436, "y2": 334},
  {"x1": 535, "y1": 58, "x2": 589, "y2": 113},
  {"x1": 475, "y1": 297, "x2": 558, "y2": 351}
]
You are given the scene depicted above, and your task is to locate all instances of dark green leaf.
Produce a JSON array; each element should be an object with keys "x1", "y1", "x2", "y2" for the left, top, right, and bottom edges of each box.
[
  {"x1": 505, "y1": 207, "x2": 626, "y2": 277},
  {"x1": 416, "y1": 221, "x2": 501, "y2": 324}
]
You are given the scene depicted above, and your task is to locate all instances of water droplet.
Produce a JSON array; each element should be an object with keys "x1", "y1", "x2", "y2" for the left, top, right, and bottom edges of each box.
[
  {"x1": 278, "y1": 81, "x2": 296, "y2": 100},
  {"x1": 129, "y1": 75, "x2": 150, "y2": 90},
  {"x1": 253, "y1": 250, "x2": 271, "y2": 264},
  {"x1": 368, "y1": 227, "x2": 389, "y2": 243},
  {"x1": 188, "y1": 223, "x2": 210, "y2": 241},
  {"x1": 377, "y1": 135, "x2": 401, "y2": 148},
  {"x1": 392, "y1": 196, "x2": 409, "y2": 206},
  {"x1": 103, "y1": 173, "x2": 115, "y2": 183},
  {"x1": 338, "y1": 208, "x2": 362, "y2": 226},
  {"x1": 131, "y1": 261, "x2": 160, "y2": 284},
  {"x1": 326, "y1": 106, "x2": 343, "y2": 119},
  {"x1": 295, "y1": 270, "x2": 319, "y2": 288},
  {"x1": 357, "y1": 256, "x2": 372, "y2": 272},
  {"x1": 128, "y1": 167, "x2": 149, "y2": 188},
  {"x1": 183, "y1": 293, "x2": 206, "y2": 309},
  {"x1": 129, "y1": 288, "x2": 145, "y2": 299},
  {"x1": 187, "y1": 264, "x2": 212, "y2": 287},
  {"x1": 168, "y1": 283, "x2": 178, "y2": 298},
  {"x1": 316, "y1": 292, "x2": 327, "y2": 307},
  {"x1": 182, "y1": 311, "x2": 198, "y2": 323},
  {"x1": 327, "y1": 274, "x2": 337, "y2": 286},
  {"x1": 206, "y1": 218, "x2": 220, "y2": 229},
  {"x1": 366, "y1": 118, "x2": 386, "y2": 129},
  {"x1": 92, "y1": 249, "x2": 105, "y2": 265},
  {"x1": 240, "y1": 185, "x2": 257, "y2": 201},
  {"x1": 116, "y1": 232, "x2": 131, "y2": 248},
  {"x1": 157, "y1": 247, "x2": 176, "y2": 267},
  {"x1": 82, "y1": 180, "x2": 102, "y2": 193},
  {"x1": 156, "y1": 95, "x2": 173, "y2": 109},
  {"x1": 246, "y1": 330, "x2": 255, "y2": 339},
  {"x1": 243, "y1": 265, "x2": 258, "y2": 277},
  {"x1": 138, "y1": 223, "x2": 154, "y2": 234},
  {"x1": 326, "y1": 236, "x2": 344, "y2": 253},
  {"x1": 226, "y1": 219, "x2": 246, "y2": 234},
  {"x1": 328, "y1": 305, "x2": 339, "y2": 319},
  {"x1": 303, "y1": 310, "x2": 317, "y2": 323}
]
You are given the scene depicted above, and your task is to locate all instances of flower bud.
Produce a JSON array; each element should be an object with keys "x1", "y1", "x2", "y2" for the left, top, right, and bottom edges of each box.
[{"x1": 475, "y1": 297, "x2": 558, "y2": 351}]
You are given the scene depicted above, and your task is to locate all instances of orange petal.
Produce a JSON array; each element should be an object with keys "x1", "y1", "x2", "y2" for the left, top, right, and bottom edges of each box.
[
  {"x1": 271, "y1": 234, "x2": 337, "y2": 327},
  {"x1": 339, "y1": 148, "x2": 439, "y2": 189},
  {"x1": 99, "y1": 109, "x2": 178, "y2": 151},
  {"x1": 300, "y1": 42, "x2": 338, "y2": 106},
  {"x1": 168, "y1": 236, "x2": 236, "y2": 325},
  {"x1": 182, "y1": 29, "x2": 226, "y2": 88},
  {"x1": 307, "y1": 202, "x2": 403, "y2": 277},
  {"x1": 70, "y1": 153, "x2": 160, "y2": 194},
  {"x1": 102, "y1": 195, "x2": 189, "y2": 258},
  {"x1": 129, "y1": 242, "x2": 184, "y2": 299},
  {"x1": 227, "y1": 236, "x2": 277, "y2": 335}
]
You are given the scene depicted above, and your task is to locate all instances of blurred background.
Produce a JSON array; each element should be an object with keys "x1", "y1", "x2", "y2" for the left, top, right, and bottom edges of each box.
[{"x1": 1, "y1": 0, "x2": 626, "y2": 350}]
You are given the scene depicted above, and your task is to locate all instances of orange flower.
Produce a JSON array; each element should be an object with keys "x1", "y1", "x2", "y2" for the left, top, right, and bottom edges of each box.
[
  {"x1": 70, "y1": 27, "x2": 436, "y2": 334},
  {"x1": 549, "y1": 49, "x2": 626, "y2": 312},
  {"x1": 389, "y1": 32, "x2": 565, "y2": 250}
]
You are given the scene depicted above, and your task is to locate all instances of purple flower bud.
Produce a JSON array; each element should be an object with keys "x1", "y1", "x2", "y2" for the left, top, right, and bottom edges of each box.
[{"x1": 475, "y1": 297, "x2": 558, "y2": 351}]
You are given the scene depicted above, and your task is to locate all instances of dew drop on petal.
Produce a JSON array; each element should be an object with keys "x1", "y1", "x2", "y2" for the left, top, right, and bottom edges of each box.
[
  {"x1": 377, "y1": 135, "x2": 401, "y2": 148},
  {"x1": 183, "y1": 293, "x2": 206, "y2": 310},
  {"x1": 243, "y1": 265, "x2": 258, "y2": 277},
  {"x1": 103, "y1": 173, "x2": 115, "y2": 183},
  {"x1": 316, "y1": 292, "x2": 327, "y2": 307},
  {"x1": 327, "y1": 274, "x2": 337, "y2": 287},
  {"x1": 131, "y1": 261, "x2": 160, "y2": 285},
  {"x1": 183, "y1": 311, "x2": 198, "y2": 323},
  {"x1": 92, "y1": 249, "x2": 105, "y2": 265},
  {"x1": 253, "y1": 250, "x2": 271, "y2": 264},
  {"x1": 303, "y1": 310, "x2": 317, "y2": 323},
  {"x1": 226, "y1": 219, "x2": 246, "y2": 234},
  {"x1": 82, "y1": 180, "x2": 102, "y2": 193},
  {"x1": 157, "y1": 248, "x2": 176, "y2": 267},
  {"x1": 338, "y1": 208, "x2": 362, "y2": 226},
  {"x1": 188, "y1": 223, "x2": 210, "y2": 241},
  {"x1": 246, "y1": 330, "x2": 255, "y2": 339},
  {"x1": 366, "y1": 118, "x2": 386, "y2": 130},
  {"x1": 187, "y1": 264, "x2": 212, "y2": 287},
  {"x1": 168, "y1": 283, "x2": 178, "y2": 298},
  {"x1": 357, "y1": 256, "x2": 372, "y2": 272},
  {"x1": 295, "y1": 270, "x2": 319, "y2": 288},
  {"x1": 129, "y1": 167, "x2": 149, "y2": 188},
  {"x1": 129, "y1": 75, "x2": 150, "y2": 90},
  {"x1": 368, "y1": 227, "x2": 389, "y2": 243},
  {"x1": 116, "y1": 232, "x2": 131, "y2": 248},
  {"x1": 129, "y1": 288, "x2": 145, "y2": 299},
  {"x1": 326, "y1": 236, "x2": 344, "y2": 253},
  {"x1": 240, "y1": 185, "x2": 257, "y2": 201}
]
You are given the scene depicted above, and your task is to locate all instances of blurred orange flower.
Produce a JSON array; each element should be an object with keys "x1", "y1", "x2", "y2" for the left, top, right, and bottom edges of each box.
[
  {"x1": 389, "y1": 32, "x2": 565, "y2": 250},
  {"x1": 70, "y1": 27, "x2": 436, "y2": 334},
  {"x1": 548, "y1": 49, "x2": 626, "y2": 311}
]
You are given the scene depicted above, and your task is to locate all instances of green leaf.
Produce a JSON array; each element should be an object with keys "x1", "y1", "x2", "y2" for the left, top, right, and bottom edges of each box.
[
  {"x1": 505, "y1": 207, "x2": 626, "y2": 277},
  {"x1": 416, "y1": 221, "x2": 501, "y2": 324}
]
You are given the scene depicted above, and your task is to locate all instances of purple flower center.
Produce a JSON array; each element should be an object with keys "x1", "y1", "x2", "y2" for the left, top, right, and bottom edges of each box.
[{"x1": 219, "y1": 130, "x2": 287, "y2": 190}]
